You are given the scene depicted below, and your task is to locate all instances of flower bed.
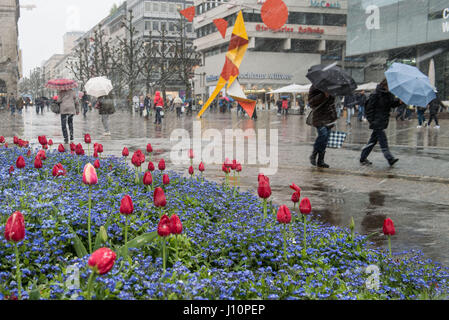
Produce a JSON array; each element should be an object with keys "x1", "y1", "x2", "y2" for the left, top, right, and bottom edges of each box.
[{"x1": 1, "y1": 143, "x2": 449, "y2": 300}]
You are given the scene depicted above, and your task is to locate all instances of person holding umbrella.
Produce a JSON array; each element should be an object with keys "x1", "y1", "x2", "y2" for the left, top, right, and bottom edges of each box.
[
  {"x1": 95, "y1": 93, "x2": 115, "y2": 136},
  {"x1": 360, "y1": 79, "x2": 400, "y2": 167},
  {"x1": 57, "y1": 89, "x2": 80, "y2": 144},
  {"x1": 84, "y1": 77, "x2": 114, "y2": 135}
]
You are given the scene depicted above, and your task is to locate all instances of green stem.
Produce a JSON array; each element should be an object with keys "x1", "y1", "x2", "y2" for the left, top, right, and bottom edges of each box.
[
  {"x1": 88, "y1": 186, "x2": 92, "y2": 254},
  {"x1": 388, "y1": 235, "x2": 392, "y2": 258},
  {"x1": 14, "y1": 243, "x2": 22, "y2": 300},
  {"x1": 283, "y1": 224, "x2": 287, "y2": 262},
  {"x1": 124, "y1": 216, "x2": 129, "y2": 259},
  {"x1": 159, "y1": 207, "x2": 163, "y2": 218},
  {"x1": 303, "y1": 215, "x2": 307, "y2": 255},
  {"x1": 86, "y1": 270, "x2": 96, "y2": 300},
  {"x1": 162, "y1": 238, "x2": 167, "y2": 272},
  {"x1": 175, "y1": 235, "x2": 179, "y2": 262},
  {"x1": 263, "y1": 199, "x2": 267, "y2": 220},
  {"x1": 88, "y1": 144, "x2": 90, "y2": 157}
]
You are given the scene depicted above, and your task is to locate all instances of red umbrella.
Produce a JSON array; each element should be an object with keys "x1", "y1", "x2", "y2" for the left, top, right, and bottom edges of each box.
[{"x1": 45, "y1": 79, "x2": 78, "y2": 91}]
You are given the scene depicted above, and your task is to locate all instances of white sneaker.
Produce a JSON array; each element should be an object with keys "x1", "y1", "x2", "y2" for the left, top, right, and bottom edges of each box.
[
  {"x1": 417, "y1": 126, "x2": 422, "y2": 129},
  {"x1": 103, "y1": 132, "x2": 111, "y2": 136},
  {"x1": 435, "y1": 126, "x2": 440, "y2": 129}
]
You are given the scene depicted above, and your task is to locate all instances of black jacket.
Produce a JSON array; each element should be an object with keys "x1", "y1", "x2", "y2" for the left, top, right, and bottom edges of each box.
[
  {"x1": 309, "y1": 86, "x2": 337, "y2": 127},
  {"x1": 367, "y1": 85, "x2": 400, "y2": 130},
  {"x1": 357, "y1": 93, "x2": 367, "y2": 107},
  {"x1": 96, "y1": 94, "x2": 115, "y2": 115},
  {"x1": 428, "y1": 98, "x2": 445, "y2": 115},
  {"x1": 344, "y1": 95, "x2": 357, "y2": 108}
]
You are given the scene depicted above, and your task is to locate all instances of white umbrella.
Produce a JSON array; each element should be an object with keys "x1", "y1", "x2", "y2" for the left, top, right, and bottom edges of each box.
[
  {"x1": 84, "y1": 76, "x2": 113, "y2": 98},
  {"x1": 356, "y1": 82, "x2": 378, "y2": 91}
]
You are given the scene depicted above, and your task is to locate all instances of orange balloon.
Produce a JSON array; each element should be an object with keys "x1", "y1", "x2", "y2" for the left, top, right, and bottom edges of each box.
[{"x1": 261, "y1": 0, "x2": 288, "y2": 30}]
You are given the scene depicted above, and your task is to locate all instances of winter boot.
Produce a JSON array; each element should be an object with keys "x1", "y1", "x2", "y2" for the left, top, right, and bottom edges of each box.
[
  {"x1": 317, "y1": 152, "x2": 330, "y2": 168},
  {"x1": 309, "y1": 150, "x2": 318, "y2": 166}
]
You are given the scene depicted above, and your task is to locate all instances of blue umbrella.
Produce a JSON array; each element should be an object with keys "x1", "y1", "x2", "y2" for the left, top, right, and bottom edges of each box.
[{"x1": 385, "y1": 63, "x2": 436, "y2": 107}]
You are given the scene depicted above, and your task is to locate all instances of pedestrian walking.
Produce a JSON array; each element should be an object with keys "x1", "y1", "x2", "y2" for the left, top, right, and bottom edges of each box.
[
  {"x1": 81, "y1": 91, "x2": 89, "y2": 117},
  {"x1": 173, "y1": 96, "x2": 183, "y2": 118},
  {"x1": 8, "y1": 93, "x2": 17, "y2": 115},
  {"x1": 357, "y1": 90, "x2": 367, "y2": 122},
  {"x1": 35, "y1": 97, "x2": 42, "y2": 114},
  {"x1": 282, "y1": 97, "x2": 289, "y2": 116},
  {"x1": 343, "y1": 94, "x2": 357, "y2": 126},
  {"x1": 360, "y1": 79, "x2": 400, "y2": 167},
  {"x1": 38, "y1": 97, "x2": 44, "y2": 114},
  {"x1": 17, "y1": 97, "x2": 24, "y2": 115},
  {"x1": 308, "y1": 85, "x2": 338, "y2": 168},
  {"x1": 153, "y1": 91, "x2": 164, "y2": 125},
  {"x1": 427, "y1": 97, "x2": 446, "y2": 129},
  {"x1": 95, "y1": 93, "x2": 115, "y2": 136},
  {"x1": 395, "y1": 100, "x2": 406, "y2": 121},
  {"x1": 57, "y1": 89, "x2": 80, "y2": 144},
  {"x1": 1, "y1": 96, "x2": 6, "y2": 109},
  {"x1": 133, "y1": 95, "x2": 139, "y2": 113},
  {"x1": 416, "y1": 105, "x2": 427, "y2": 128},
  {"x1": 334, "y1": 96, "x2": 343, "y2": 118},
  {"x1": 276, "y1": 99, "x2": 282, "y2": 115},
  {"x1": 139, "y1": 94, "x2": 145, "y2": 117},
  {"x1": 144, "y1": 93, "x2": 152, "y2": 118}
]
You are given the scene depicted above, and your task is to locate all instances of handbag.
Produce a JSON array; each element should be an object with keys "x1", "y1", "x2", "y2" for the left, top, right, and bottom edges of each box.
[
  {"x1": 327, "y1": 131, "x2": 347, "y2": 149},
  {"x1": 160, "y1": 110, "x2": 164, "y2": 117},
  {"x1": 51, "y1": 102, "x2": 60, "y2": 114}
]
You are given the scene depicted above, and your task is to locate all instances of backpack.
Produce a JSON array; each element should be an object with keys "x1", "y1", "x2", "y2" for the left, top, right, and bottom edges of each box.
[{"x1": 365, "y1": 93, "x2": 378, "y2": 124}]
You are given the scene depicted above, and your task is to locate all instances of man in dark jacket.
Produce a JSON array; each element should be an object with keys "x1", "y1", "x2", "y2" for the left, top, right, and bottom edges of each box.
[
  {"x1": 308, "y1": 85, "x2": 337, "y2": 168},
  {"x1": 357, "y1": 90, "x2": 367, "y2": 122},
  {"x1": 343, "y1": 94, "x2": 357, "y2": 126},
  {"x1": 360, "y1": 79, "x2": 401, "y2": 167},
  {"x1": 427, "y1": 97, "x2": 446, "y2": 129}
]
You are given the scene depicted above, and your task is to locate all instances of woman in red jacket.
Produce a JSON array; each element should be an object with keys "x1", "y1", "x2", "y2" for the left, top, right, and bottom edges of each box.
[{"x1": 153, "y1": 91, "x2": 164, "y2": 124}]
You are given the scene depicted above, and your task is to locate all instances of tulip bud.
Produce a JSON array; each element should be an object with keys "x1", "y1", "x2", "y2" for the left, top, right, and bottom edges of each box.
[
  {"x1": 26, "y1": 149, "x2": 31, "y2": 157},
  {"x1": 48, "y1": 139, "x2": 53, "y2": 146},
  {"x1": 189, "y1": 166, "x2": 194, "y2": 176},
  {"x1": 37, "y1": 150, "x2": 46, "y2": 160},
  {"x1": 257, "y1": 175, "x2": 271, "y2": 199},
  {"x1": 88, "y1": 247, "x2": 116, "y2": 275},
  {"x1": 162, "y1": 174, "x2": 170, "y2": 185},
  {"x1": 4, "y1": 211, "x2": 25, "y2": 243},
  {"x1": 169, "y1": 214, "x2": 183, "y2": 235},
  {"x1": 122, "y1": 147, "x2": 129, "y2": 157},
  {"x1": 231, "y1": 160, "x2": 237, "y2": 170},
  {"x1": 383, "y1": 218, "x2": 395, "y2": 236},
  {"x1": 277, "y1": 205, "x2": 292, "y2": 224},
  {"x1": 188, "y1": 149, "x2": 194, "y2": 159},
  {"x1": 143, "y1": 171, "x2": 153, "y2": 186},
  {"x1": 83, "y1": 163, "x2": 98, "y2": 185},
  {"x1": 84, "y1": 134, "x2": 91, "y2": 144},
  {"x1": 153, "y1": 187, "x2": 167, "y2": 207},
  {"x1": 291, "y1": 192, "x2": 300, "y2": 204},
  {"x1": 16, "y1": 156, "x2": 25, "y2": 169},
  {"x1": 13, "y1": 136, "x2": 19, "y2": 145},
  {"x1": 9, "y1": 165, "x2": 14, "y2": 175},
  {"x1": 58, "y1": 144, "x2": 65, "y2": 153},
  {"x1": 120, "y1": 195, "x2": 134, "y2": 215},
  {"x1": 147, "y1": 143, "x2": 153, "y2": 153},
  {"x1": 224, "y1": 158, "x2": 232, "y2": 168},
  {"x1": 290, "y1": 183, "x2": 301, "y2": 195},
  {"x1": 148, "y1": 161, "x2": 155, "y2": 172},
  {"x1": 158, "y1": 159, "x2": 166, "y2": 171},
  {"x1": 0, "y1": 136, "x2": 4, "y2": 143},
  {"x1": 157, "y1": 215, "x2": 171, "y2": 237},
  {"x1": 97, "y1": 144, "x2": 104, "y2": 153},
  {"x1": 235, "y1": 163, "x2": 242, "y2": 172},
  {"x1": 52, "y1": 163, "x2": 67, "y2": 177},
  {"x1": 94, "y1": 159, "x2": 100, "y2": 169},
  {"x1": 199, "y1": 162, "x2": 205, "y2": 172},
  {"x1": 75, "y1": 144, "x2": 84, "y2": 156},
  {"x1": 34, "y1": 156, "x2": 42, "y2": 169},
  {"x1": 70, "y1": 143, "x2": 76, "y2": 152},
  {"x1": 299, "y1": 198, "x2": 312, "y2": 215},
  {"x1": 99, "y1": 226, "x2": 108, "y2": 243}
]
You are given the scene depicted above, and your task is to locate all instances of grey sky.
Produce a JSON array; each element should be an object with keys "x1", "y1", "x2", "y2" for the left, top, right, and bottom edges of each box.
[{"x1": 18, "y1": 0, "x2": 122, "y2": 77}]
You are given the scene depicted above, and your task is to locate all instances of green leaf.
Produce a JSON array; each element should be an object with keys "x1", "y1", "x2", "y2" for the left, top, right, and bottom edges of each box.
[
  {"x1": 29, "y1": 283, "x2": 41, "y2": 300},
  {"x1": 117, "y1": 231, "x2": 158, "y2": 257},
  {"x1": 68, "y1": 225, "x2": 88, "y2": 258}
]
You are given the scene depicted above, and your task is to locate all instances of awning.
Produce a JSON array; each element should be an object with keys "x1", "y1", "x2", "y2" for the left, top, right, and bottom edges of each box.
[{"x1": 268, "y1": 84, "x2": 311, "y2": 94}]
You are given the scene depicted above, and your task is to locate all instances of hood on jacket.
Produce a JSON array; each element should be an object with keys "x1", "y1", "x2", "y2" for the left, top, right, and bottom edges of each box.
[
  {"x1": 376, "y1": 84, "x2": 389, "y2": 94},
  {"x1": 155, "y1": 91, "x2": 161, "y2": 98}
]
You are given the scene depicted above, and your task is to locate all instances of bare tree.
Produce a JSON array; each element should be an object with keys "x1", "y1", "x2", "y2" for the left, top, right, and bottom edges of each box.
[
  {"x1": 153, "y1": 25, "x2": 176, "y2": 102},
  {"x1": 141, "y1": 32, "x2": 158, "y2": 95},
  {"x1": 67, "y1": 38, "x2": 93, "y2": 89}
]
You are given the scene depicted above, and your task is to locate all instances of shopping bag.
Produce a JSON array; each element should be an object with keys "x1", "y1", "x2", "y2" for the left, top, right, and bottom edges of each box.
[{"x1": 327, "y1": 131, "x2": 347, "y2": 149}]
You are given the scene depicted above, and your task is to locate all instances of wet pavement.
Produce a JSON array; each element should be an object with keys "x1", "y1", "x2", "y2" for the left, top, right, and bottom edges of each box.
[{"x1": 2, "y1": 106, "x2": 449, "y2": 265}]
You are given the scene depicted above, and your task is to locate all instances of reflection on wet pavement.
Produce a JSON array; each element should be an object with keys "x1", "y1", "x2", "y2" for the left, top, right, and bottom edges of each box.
[{"x1": 1, "y1": 107, "x2": 449, "y2": 265}]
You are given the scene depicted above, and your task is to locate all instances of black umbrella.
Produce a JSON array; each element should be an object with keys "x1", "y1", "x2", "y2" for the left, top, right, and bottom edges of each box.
[{"x1": 306, "y1": 64, "x2": 357, "y2": 96}]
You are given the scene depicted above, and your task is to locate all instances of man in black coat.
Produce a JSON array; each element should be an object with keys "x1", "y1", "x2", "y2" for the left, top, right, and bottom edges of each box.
[
  {"x1": 360, "y1": 79, "x2": 401, "y2": 167},
  {"x1": 427, "y1": 97, "x2": 446, "y2": 128}
]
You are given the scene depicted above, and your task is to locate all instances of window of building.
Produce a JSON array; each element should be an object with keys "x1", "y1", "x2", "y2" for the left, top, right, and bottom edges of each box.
[
  {"x1": 153, "y1": 3, "x2": 159, "y2": 12},
  {"x1": 291, "y1": 39, "x2": 319, "y2": 53},
  {"x1": 186, "y1": 23, "x2": 192, "y2": 33},
  {"x1": 161, "y1": 3, "x2": 167, "y2": 13},
  {"x1": 288, "y1": 12, "x2": 306, "y2": 25},
  {"x1": 144, "y1": 2, "x2": 152, "y2": 12},
  {"x1": 145, "y1": 21, "x2": 152, "y2": 30},
  {"x1": 306, "y1": 13, "x2": 323, "y2": 25},
  {"x1": 254, "y1": 38, "x2": 284, "y2": 52},
  {"x1": 169, "y1": 22, "x2": 175, "y2": 31},
  {"x1": 323, "y1": 14, "x2": 346, "y2": 26},
  {"x1": 169, "y1": 4, "x2": 175, "y2": 13},
  {"x1": 153, "y1": 21, "x2": 159, "y2": 31},
  {"x1": 161, "y1": 21, "x2": 167, "y2": 31}
]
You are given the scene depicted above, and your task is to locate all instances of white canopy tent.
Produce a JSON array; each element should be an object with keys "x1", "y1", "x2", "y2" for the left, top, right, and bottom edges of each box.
[
  {"x1": 356, "y1": 82, "x2": 378, "y2": 91},
  {"x1": 268, "y1": 84, "x2": 312, "y2": 94}
]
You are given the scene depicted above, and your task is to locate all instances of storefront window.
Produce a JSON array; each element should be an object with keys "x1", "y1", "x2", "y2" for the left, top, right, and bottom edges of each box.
[
  {"x1": 288, "y1": 12, "x2": 306, "y2": 25},
  {"x1": 323, "y1": 14, "x2": 346, "y2": 26},
  {"x1": 306, "y1": 13, "x2": 323, "y2": 25}
]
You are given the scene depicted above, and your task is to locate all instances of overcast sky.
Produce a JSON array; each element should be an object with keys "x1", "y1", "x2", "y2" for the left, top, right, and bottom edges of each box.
[{"x1": 18, "y1": 0, "x2": 122, "y2": 77}]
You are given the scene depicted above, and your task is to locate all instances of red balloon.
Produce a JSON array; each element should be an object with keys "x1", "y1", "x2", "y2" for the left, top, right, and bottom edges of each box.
[{"x1": 261, "y1": 0, "x2": 288, "y2": 30}]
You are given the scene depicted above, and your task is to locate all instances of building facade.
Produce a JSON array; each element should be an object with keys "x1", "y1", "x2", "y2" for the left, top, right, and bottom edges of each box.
[
  {"x1": 0, "y1": 0, "x2": 21, "y2": 96},
  {"x1": 347, "y1": 0, "x2": 449, "y2": 100},
  {"x1": 192, "y1": 0, "x2": 361, "y2": 102}
]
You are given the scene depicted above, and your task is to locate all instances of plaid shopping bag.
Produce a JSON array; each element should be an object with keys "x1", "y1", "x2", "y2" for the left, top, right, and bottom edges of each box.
[{"x1": 327, "y1": 131, "x2": 347, "y2": 149}]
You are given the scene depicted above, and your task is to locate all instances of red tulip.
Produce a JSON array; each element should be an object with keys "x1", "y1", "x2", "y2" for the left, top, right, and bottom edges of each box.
[
  {"x1": 4, "y1": 211, "x2": 25, "y2": 243},
  {"x1": 231, "y1": 160, "x2": 237, "y2": 170},
  {"x1": 75, "y1": 144, "x2": 84, "y2": 156},
  {"x1": 157, "y1": 215, "x2": 171, "y2": 237},
  {"x1": 48, "y1": 139, "x2": 53, "y2": 146},
  {"x1": 222, "y1": 164, "x2": 231, "y2": 174},
  {"x1": 131, "y1": 150, "x2": 144, "y2": 167},
  {"x1": 9, "y1": 165, "x2": 14, "y2": 174},
  {"x1": 290, "y1": 183, "x2": 301, "y2": 195},
  {"x1": 52, "y1": 163, "x2": 67, "y2": 177},
  {"x1": 257, "y1": 175, "x2": 271, "y2": 199},
  {"x1": 26, "y1": 149, "x2": 31, "y2": 157},
  {"x1": 236, "y1": 163, "x2": 242, "y2": 172},
  {"x1": 120, "y1": 195, "x2": 134, "y2": 215},
  {"x1": 158, "y1": 159, "x2": 166, "y2": 171},
  {"x1": 37, "y1": 150, "x2": 46, "y2": 160},
  {"x1": 162, "y1": 174, "x2": 170, "y2": 185},
  {"x1": 93, "y1": 149, "x2": 99, "y2": 158},
  {"x1": 88, "y1": 247, "x2": 116, "y2": 275},
  {"x1": 153, "y1": 187, "x2": 167, "y2": 207},
  {"x1": 70, "y1": 143, "x2": 76, "y2": 152},
  {"x1": 38, "y1": 136, "x2": 47, "y2": 146},
  {"x1": 122, "y1": 147, "x2": 129, "y2": 157},
  {"x1": 148, "y1": 161, "x2": 155, "y2": 172},
  {"x1": 16, "y1": 156, "x2": 25, "y2": 169},
  {"x1": 147, "y1": 143, "x2": 153, "y2": 153},
  {"x1": 58, "y1": 144, "x2": 65, "y2": 153},
  {"x1": 0, "y1": 136, "x2": 4, "y2": 143},
  {"x1": 143, "y1": 171, "x2": 153, "y2": 186},
  {"x1": 188, "y1": 149, "x2": 194, "y2": 159},
  {"x1": 383, "y1": 218, "x2": 395, "y2": 236},
  {"x1": 42, "y1": 144, "x2": 48, "y2": 150},
  {"x1": 299, "y1": 198, "x2": 312, "y2": 215},
  {"x1": 169, "y1": 214, "x2": 183, "y2": 235},
  {"x1": 13, "y1": 136, "x2": 19, "y2": 145},
  {"x1": 83, "y1": 163, "x2": 98, "y2": 185},
  {"x1": 94, "y1": 159, "x2": 100, "y2": 169},
  {"x1": 277, "y1": 205, "x2": 292, "y2": 224},
  {"x1": 291, "y1": 192, "x2": 300, "y2": 204},
  {"x1": 224, "y1": 158, "x2": 232, "y2": 168},
  {"x1": 4, "y1": 143, "x2": 8, "y2": 148},
  {"x1": 96, "y1": 144, "x2": 104, "y2": 153},
  {"x1": 84, "y1": 134, "x2": 91, "y2": 144},
  {"x1": 188, "y1": 166, "x2": 194, "y2": 176},
  {"x1": 34, "y1": 156, "x2": 42, "y2": 169},
  {"x1": 199, "y1": 162, "x2": 205, "y2": 172}
]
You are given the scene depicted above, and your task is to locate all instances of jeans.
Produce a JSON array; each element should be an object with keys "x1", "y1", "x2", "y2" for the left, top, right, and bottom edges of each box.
[
  {"x1": 155, "y1": 107, "x2": 162, "y2": 124},
  {"x1": 428, "y1": 114, "x2": 439, "y2": 126},
  {"x1": 358, "y1": 106, "x2": 365, "y2": 121},
  {"x1": 417, "y1": 109, "x2": 426, "y2": 126},
  {"x1": 176, "y1": 107, "x2": 182, "y2": 117},
  {"x1": 346, "y1": 108, "x2": 354, "y2": 124},
  {"x1": 101, "y1": 114, "x2": 110, "y2": 132},
  {"x1": 314, "y1": 126, "x2": 332, "y2": 153},
  {"x1": 146, "y1": 105, "x2": 151, "y2": 117},
  {"x1": 10, "y1": 105, "x2": 16, "y2": 115},
  {"x1": 82, "y1": 103, "x2": 88, "y2": 116},
  {"x1": 360, "y1": 129, "x2": 394, "y2": 162},
  {"x1": 61, "y1": 114, "x2": 74, "y2": 142}
]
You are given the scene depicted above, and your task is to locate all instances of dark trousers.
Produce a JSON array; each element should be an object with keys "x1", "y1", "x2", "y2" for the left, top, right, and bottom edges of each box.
[
  {"x1": 360, "y1": 129, "x2": 394, "y2": 161},
  {"x1": 61, "y1": 114, "x2": 74, "y2": 142},
  {"x1": 314, "y1": 126, "x2": 331, "y2": 153},
  {"x1": 417, "y1": 109, "x2": 426, "y2": 126},
  {"x1": 82, "y1": 103, "x2": 88, "y2": 116},
  {"x1": 428, "y1": 114, "x2": 439, "y2": 126},
  {"x1": 176, "y1": 107, "x2": 181, "y2": 117},
  {"x1": 155, "y1": 107, "x2": 162, "y2": 124}
]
